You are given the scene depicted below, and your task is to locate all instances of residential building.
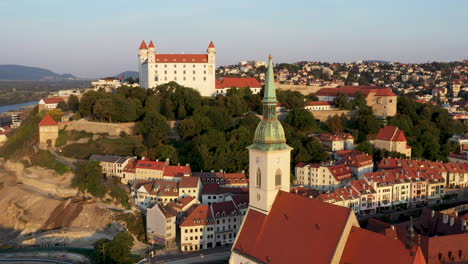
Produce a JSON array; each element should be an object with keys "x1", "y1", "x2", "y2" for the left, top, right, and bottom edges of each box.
[
  {"x1": 374, "y1": 126, "x2": 412, "y2": 157},
  {"x1": 138, "y1": 40, "x2": 216, "y2": 97},
  {"x1": 146, "y1": 203, "x2": 177, "y2": 245},
  {"x1": 339, "y1": 152, "x2": 373, "y2": 178},
  {"x1": 304, "y1": 101, "x2": 336, "y2": 111},
  {"x1": 91, "y1": 77, "x2": 122, "y2": 90},
  {"x1": 180, "y1": 205, "x2": 215, "y2": 251},
  {"x1": 89, "y1": 154, "x2": 134, "y2": 180},
  {"x1": 294, "y1": 162, "x2": 354, "y2": 191},
  {"x1": 38, "y1": 97, "x2": 65, "y2": 110}
]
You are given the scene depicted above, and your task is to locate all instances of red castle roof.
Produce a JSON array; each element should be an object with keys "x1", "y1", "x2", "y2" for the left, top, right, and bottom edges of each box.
[
  {"x1": 39, "y1": 114, "x2": 58, "y2": 126},
  {"x1": 155, "y1": 54, "x2": 207, "y2": 63},
  {"x1": 208, "y1": 41, "x2": 215, "y2": 48},
  {"x1": 148, "y1": 40, "x2": 155, "y2": 48},
  {"x1": 139, "y1": 40, "x2": 147, "y2": 50}
]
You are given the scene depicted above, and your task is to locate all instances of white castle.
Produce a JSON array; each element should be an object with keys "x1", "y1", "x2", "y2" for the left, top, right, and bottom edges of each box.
[{"x1": 138, "y1": 40, "x2": 216, "y2": 96}]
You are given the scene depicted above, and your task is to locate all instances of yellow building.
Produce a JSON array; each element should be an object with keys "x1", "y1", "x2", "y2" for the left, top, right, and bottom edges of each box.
[{"x1": 38, "y1": 114, "x2": 58, "y2": 149}]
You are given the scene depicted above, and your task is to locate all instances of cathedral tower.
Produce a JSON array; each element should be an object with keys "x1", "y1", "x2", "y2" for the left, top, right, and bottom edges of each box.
[{"x1": 247, "y1": 55, "x2": 292, "y2": 215}]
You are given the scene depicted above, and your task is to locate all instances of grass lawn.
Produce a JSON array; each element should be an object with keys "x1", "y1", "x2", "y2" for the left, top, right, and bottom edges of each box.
[
  {"x1": 29, "y1": 150, "x2": 71, "y2": 175},
  {"x1": 55, "y1": 129, "x2": 93, "y2": 147}
]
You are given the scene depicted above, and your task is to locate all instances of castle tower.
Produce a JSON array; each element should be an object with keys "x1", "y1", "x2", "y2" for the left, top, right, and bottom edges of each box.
[
  {"x1": 138, "y1": 41, "x2": 148, "y2": 87},
  {"x1": 207, "y1": 41, "x2": 216, "y2": 64},
  {"x1": 247, "y1": 55, "x2": 292, "y2": 215},
  {"x1": 146, "y1": 41, "x2": 156, "y2": 88}
]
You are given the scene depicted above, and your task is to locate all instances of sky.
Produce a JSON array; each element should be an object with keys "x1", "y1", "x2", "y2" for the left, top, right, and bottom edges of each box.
[{"x1": 1, "y1": 0, "x2": 467, "y2": 78}]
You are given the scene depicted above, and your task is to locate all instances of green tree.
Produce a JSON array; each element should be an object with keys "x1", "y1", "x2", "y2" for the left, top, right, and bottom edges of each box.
[
  {"x1": 68, "y1": 94, "x2": 80, "y2": 112},
  {"x1": 285, "y1": 108, "x2": 318, "y2": 132},
  {"x1": 137, "y1": 112, "x2": 169, "y2": 148},
  {"x1": 327, "y1": 114, "x2": 343, "y2": 133},
  {"x1": 79, "y1": 91, "x2": 107, "y2": 117},
  {"x1": 333, "y1": 91, "x2": 351, "y2": 109},
  {"x1": 306, "y1": 93, "x2": 319, "y2": 102},
  {"x1": 72, "y1": 160, "x2": 106, "y2": 197},
  {"x1": 57, "y1": 101, "x2": 69, "y2": 112},
  {"x1": 93, "y1": 97, "x2": 114, "y2": 121},
  {"x1": 351, "y1": 91, "x2": 367, "y2": 109},
  {"x1": 93, "y1": 232, "x2": 134, "y2": 264},
  {"x1": 356, "y1": 141, "x2": 375, "y2": 155}
]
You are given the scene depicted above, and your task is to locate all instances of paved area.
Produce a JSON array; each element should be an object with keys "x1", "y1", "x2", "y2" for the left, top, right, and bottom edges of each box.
[
  {"x1": 138, "y1": 247, "x2": 231, "y2": 264},
  {"x1": 0, "y1": 258, "x2": 73, "y2": 264}
]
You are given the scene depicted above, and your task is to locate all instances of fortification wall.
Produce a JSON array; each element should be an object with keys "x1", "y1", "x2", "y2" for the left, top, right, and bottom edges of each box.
[
  {"x1": 310, "y1": 110, "x2": 356, "y2": 122},
  {"x1": 59, "y1": 119, "x2": 135, "y2": 136},
  {"x1": 277, "y1": 84, "x2": 323, "y2": 95}
]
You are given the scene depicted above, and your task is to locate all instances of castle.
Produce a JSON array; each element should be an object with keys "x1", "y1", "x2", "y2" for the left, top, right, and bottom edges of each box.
[{"x1": 138, "y1": 40, "x2": 216, "y2": 97}]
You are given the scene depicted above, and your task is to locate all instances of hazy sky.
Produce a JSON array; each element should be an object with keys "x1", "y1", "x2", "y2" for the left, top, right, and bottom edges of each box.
[{"x1": 1, "y1": 0, "x2": 467, "y2": 78}]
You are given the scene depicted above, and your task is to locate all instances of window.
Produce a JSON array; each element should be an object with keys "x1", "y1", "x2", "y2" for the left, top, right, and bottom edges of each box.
[
  {"x1": 256, "y1": 168, "x2": 261, "y2": 188},
  {"x1": 275, "y1": 169, "x2": 282, "y2": 187}
]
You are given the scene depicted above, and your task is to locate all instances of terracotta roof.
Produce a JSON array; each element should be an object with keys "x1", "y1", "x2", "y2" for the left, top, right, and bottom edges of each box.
[
  {"x1": 148, "y1": 40, "x2": 155, "y2": 48},
  {"x1": 208, "y1": 41, "x2": 215, "y2": 48},
  {"x1": 233, "y1": 191, "x2": 353, "y2": 264},
  {"x1": 328, "y1": 164, "x2": 353, "y2": 181},
  {"x1": 155, "y1": 54, "x2": 208, "y2": 63},
  {"x1": 163, "y1": 165, "x2": 191, "y2": 177},
  {"x1": 180, "y1": 204, "x2": 214, "y2": 227},
  {"x1": 215, "y1": 77, "x2": 261, "y2": 89},
  {"x1": 135, "y1": 180, "x2": 179, "y2": 197},
  {"x1": 422, "y1": 233, "x2": 468, "y2": 264},
  {"x1": 376, "y1": 126, "x2": 408, "y2": 142},
  {"x1": 167, "y1": 196, "x2": 197, "y2": 211},
  {"x1": 340, "y1": 226, "x2": 426, "y2": 264},
  {"x1": 39, "y1": 114, "x2": 58, "y2": 126},
  {"x1": 135, "y1": 160, "x2": 165, "y2": 170},
  {"x1": 211, "y1": 200, "x2": 239, "y2": 218},
  {"x1": 151, "y1": 203, "x2": 177, "y2": 218},
  {"x1": 42, "y1": 97, "x2": 65, "y2": 104},
  {"x1": 123, "y1": 159, "x2": 137, "y2": 173},
  {"x1": 179, "y1": 176, "x2": 199, "y2": 188},
  {"x1": 306, "y1": 101, "x2": 333, "y2": 106},
  {"x1": 139, "y1": 40, "x2": 147, "y2": 49},
  {"x1": 223, "y1": 173, "x2": 247, "y2": 184}
]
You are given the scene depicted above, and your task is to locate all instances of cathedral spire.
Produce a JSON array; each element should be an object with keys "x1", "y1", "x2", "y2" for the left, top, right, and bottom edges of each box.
[{"x1": 249, "y1": 55, "x2": 291, "y2": 151}]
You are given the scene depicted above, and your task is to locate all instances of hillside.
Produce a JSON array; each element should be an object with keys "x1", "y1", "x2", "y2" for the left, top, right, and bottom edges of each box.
[
  {"x1": 0, "y1": 65, "x2": 78, "y2": 81},
  {"x1": 113, "y1": 71, "x2": 138, "y2": 80}
]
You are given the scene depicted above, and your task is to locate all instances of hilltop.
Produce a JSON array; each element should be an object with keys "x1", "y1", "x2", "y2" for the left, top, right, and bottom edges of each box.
[
  {"x1": 0, "y1": 65, "x2": 78, "y2": 81},
  {"x1": 113, "y1": 71, "x2": 138, "y2": 80}
]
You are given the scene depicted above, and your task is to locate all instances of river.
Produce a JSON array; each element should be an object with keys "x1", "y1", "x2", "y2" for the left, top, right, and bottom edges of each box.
[{"x1": 0, "y1": 101, "x2": 38, "y2": 114}]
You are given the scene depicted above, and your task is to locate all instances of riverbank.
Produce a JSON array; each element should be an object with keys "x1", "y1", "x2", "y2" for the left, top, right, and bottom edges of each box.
[{"x1": 0, "y1": 101, "x2": 38, "y2": 114}]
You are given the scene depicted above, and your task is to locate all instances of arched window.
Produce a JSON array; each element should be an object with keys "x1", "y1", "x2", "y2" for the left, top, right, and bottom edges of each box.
[
  {"x1": 275, "y1": 169, "x2": 282, "y2": 187},
  {"x1": 256, "y1": 168, "x2": 261, "y2": 188}
]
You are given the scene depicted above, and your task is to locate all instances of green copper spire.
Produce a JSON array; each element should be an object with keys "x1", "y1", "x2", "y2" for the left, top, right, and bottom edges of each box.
[{"x1": 248, "y1": 55, "x2": 292, "y2": 151}]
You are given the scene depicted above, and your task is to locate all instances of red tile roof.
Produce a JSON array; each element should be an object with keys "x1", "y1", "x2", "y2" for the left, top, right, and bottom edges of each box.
[
  {"x1": 328, "y1": 164, "x2": 353, "y2": 181},
  {"x1": 306, "y1": 101, "x2": 334, "y2": 106},
  {"x1": 167, "y1": 196, "x2": 197, "y2": 211},
  {"x1": 376, "y1": 126, "x2": 408, "y2": 142},
  {"x1": 211, "y1": 200, "x2": 240, "y2": 218},
  {"x1": 148, "y1": 40, "x2": 155, "y2": 48},
  {"x1": 233, "y1": 191, "x2": 353, "y2": 264},
  {"x1": 163, "y1": 165, "x2": 191, "y2": 177},
  {"x1": 208, "y1": 41, "x2": 215, "y2": 48},
  {"x1": 340, "y1": 227, "x2": 426, "y2": 264},
  {"x1": 179, "y1": 176, "x2": 199, "y2": 188},
  {"x1": 180, "y1": 204, "x2": 214, "y2": 227},
  {"x1": 202, "y1": 183, "x2": 220, "y2": 195},
  {"x1": 215, "y1": 77, "x2": 261, "y2": 89},
  {"x1": 139, "y1": 40, "x2": 147, "y2": 49},
  {"x1": 42, "y1": 97, "x2": 65, "y2": 104},
  {"x1": 39, "y1": 114, "x2": 58, "y2": 126},
  {"x1": 135, "y1": 160, "x2": 165, "y2": 170},
  {"x1": 135, "y1": 180, "x2": 179, "y2": 197},
  {"x1": 155, "y1": 54, "x2": 208, "y2": 63}
]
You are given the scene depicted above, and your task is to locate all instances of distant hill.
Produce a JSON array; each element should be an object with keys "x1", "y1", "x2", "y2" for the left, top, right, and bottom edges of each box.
[
  {"x1": 363, "y1": 60, "x2": 390, "y2": 64},
  {"x1": 113, "y1": 71, "x2": 139, "y2": 80},
  {"x1": 0, "y1": 65, "x2": 78, "y2": 81}
]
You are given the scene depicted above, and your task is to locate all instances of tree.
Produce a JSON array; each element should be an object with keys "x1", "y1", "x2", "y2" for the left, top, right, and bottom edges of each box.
[
  {"x1": 79, "y1": 91, "x2": 106, "y2": 117},
  {"x1": 306, "y1": 93, "x2": 318, "y2": 101},
  {"x1": 93, "y1": 232, "x2": 134, "y2": 264},
  {"x1": 155, "y1": 145, "x2": 178, "y2": 164},
  {"x1": 352, "y1": 91, "x2": 367, "y2": 109},
  {"x1": 277, "y1": 90, "x2": 305, "y2": 109},
  {"x1": 57, "y1": 101, "x2": 69, "y2": 112},
  {"x1": 356, "y1": 141, "x2": 375, "y2": 155},
  {"x1": 327, "y1": 114, "x2": 343, "y2": 133},
  {"x1": 72, "y1": 160, "x2": 106, "y2": 198},
  {"x1": 333, "y1": 91, "x2": 351, "y2": 109},
  {"x1": 285, "y1": 109, "x2": 318, "y2": 132},
  {"x1": 93, "y1": 97, "x2": 114, "y2": 122},
  {"x1": 124, "y1": 76, "x2": 135, "y2": 84},
  {"x1": 47, "y1": 109, "x2": 63, "y2": 121},
  {"x1": 137, "y1": 112, "x2": 169, "y2": 148},
  {"x1": 68, "y1": 94, "x2": 80, "y2": 112}
]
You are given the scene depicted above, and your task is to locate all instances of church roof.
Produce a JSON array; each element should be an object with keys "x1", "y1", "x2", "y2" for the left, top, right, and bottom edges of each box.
[
  {"x1": 340, "y1": 227, "x2": 426, "y2": 264},
  {"x1": 39, "y1": 114, "x2": 58, "y2": 126},
  {"x1": 233, "y1": 191, "x2": 353, "y2": 263},
  {"x1": 215, "y1": 77, "x2": 261, "y2": 89}
]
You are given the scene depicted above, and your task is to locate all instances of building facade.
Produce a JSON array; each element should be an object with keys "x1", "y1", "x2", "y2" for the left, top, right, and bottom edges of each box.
[{"x1": 138, "y1": 40, "x2": 216, "y2": 97}]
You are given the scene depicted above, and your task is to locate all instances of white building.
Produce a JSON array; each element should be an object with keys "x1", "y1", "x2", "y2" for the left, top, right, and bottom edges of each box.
[
  {"x1": 138, "y1": 40, "x2": 216, "y2": 97},
  {"x1": 146, "y1": 203, "x2": 177, "y2": 245},
  {"x1": 38, "y1": 97, "x2": 65, "y2": 110}
]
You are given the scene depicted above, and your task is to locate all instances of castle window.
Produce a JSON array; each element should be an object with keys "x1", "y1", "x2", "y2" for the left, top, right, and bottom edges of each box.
[
  {"x1": 164, "y1": 71, "x2": 167, "y2": 74},
  {"x1": 204, "y1": 71, "x2": 206, "y2": 74},
  {"x1": 204, "y1": 65, "x2": 206, "y2": 68},
  {"x1": 183, "y1": 71, "x2": 186, "y2": 74},
  {"x1": 164, "y1": 64, "x2": 167, "y2": 67},
  {"x1": 174, "y1": 65, "x2": 177, "y2": 68},
  {"x1": 165, "y1": 77, "x2": 167, "y2": 81},
  {"x1": 193, "y1": 77, "x2": 196, "y2": 81},
  {"x1": 256, "y1": 168, "x2": 261, "y2": 188},
  {"x1": 174, "y1": 77, "x2": 177, "y2": 81},
  {"x1": 174, "y1": 71, "x2": 177, "y2": 74},
  {"x1": 183, "y1": 77, "x2": 186, "y2": 81},
  {"x1": 193, "y1": 71, "x2": 196, "y2": 74},
  {"x1": 183, "y1": 65, "x2": 186, "y2": 68},
  {"x1": 193, "y1": 65, "x2": 195, "y2": 67},
  {"x1": 204, "y1": 77, "x2": 206, "y2": 81},
  {"x1": 275, "y1": 169, "x2": 282, "y2": 187}
]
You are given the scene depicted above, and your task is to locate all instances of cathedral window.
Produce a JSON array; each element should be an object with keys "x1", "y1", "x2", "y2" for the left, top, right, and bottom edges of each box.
[
  {"x1": 256, "y1": 168, "x2": 261, "y2": 188},
  {"x1": 275, "y1": 169, "x2": 282, "y2": 187}
]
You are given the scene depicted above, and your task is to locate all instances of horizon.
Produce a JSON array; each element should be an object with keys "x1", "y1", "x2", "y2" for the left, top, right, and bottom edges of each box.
[{"x1": 1, "y1": 0, "x2": 467, "y2": 78}]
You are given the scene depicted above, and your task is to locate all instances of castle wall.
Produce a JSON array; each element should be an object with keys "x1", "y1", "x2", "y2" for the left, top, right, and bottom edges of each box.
[
  {"x1": 39, "y1": 125, "x2": 59, "y2": 148},
  {"x1": 58, "y1": 119, "x2": 135, "y2": 136}
]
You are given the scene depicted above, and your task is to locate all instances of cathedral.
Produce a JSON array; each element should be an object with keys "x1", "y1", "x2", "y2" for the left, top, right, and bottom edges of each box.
[
  {"x1": 138, "y1": 40, "x2": 216, "y2": 97},
  {"x1": 229, "y1": 55, "x2": 426, "y2": 264}
]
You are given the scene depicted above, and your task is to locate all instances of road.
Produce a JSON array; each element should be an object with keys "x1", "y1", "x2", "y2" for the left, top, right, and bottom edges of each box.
[{"x1": 138, "y1": 247, "x2": 231, "y2": 264}]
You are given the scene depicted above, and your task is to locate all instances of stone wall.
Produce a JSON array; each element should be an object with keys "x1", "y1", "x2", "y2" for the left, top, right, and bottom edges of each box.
[
  {"x1": 277, "y1": 84, "x2": 323, "y2": 95},
  {"x1": 58, "y1": 119, "x2": 135, "y2": 136},
  {"x1": 39, "y1": 125, "x2": 59, "y2": 149},
  {"x1": 310, "y1": 110, "x2": 356, "y2": 122}
]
